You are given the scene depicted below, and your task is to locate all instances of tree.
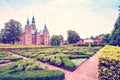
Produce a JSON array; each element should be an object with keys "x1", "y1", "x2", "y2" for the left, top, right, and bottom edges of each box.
[
  {"x1": 102, "y1": 33, "x2": 111, "y2": 44},
  {"x1": 109, "y1": 6, "x2": 120, "y2": 46},
  {"x1": 59, "y1": 35, "x2": 64, "y2": 41},
  {"x1": 67, "y1": 30, "x2": 80, "y2": 44},
  {"x1": 50, "y1": 35, "x2": 61, "y2": 46},
  {"x1": 0, "y1": 19, "x2": 22, "y2": 44}
]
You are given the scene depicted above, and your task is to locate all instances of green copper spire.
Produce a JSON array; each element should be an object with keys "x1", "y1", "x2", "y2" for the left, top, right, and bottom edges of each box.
[
  {"x1": 44, "y1": 24, "x2": 47, "y2": 30},
  {"x1": 32, "y1": 16, "x2": 35, "y2": 24},
  {"x1": 27, "y1": 18, "x2": 29, "y2": 25}
]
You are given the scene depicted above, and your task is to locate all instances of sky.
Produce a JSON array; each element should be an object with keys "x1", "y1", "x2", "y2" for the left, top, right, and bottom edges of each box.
[{"x1": 0, "y1": 0, "x2": 120, "y2": 39}]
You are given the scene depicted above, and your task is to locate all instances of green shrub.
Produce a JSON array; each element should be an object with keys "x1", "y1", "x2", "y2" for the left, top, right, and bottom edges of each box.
[
  {"x1": 50, "y1": 56, "x2": 56, "y2": 65},
  {"x1": 0, "y1": 70, "x2": 64, "y2": 80},
  {"x1": 54, "y1": 56, "x2": 62, "y2": 66},
  {"x1": 0, "y1": 59, "x2": 65, "y2": 80},
  {"x1": 61, "y1": 57, "x2": 76, "y2": 71},
  {"x1": 69, "y1": 55, "x2": 90, "y2": 59},
  {"x1": 98, "y1": 45, "x2": 120, "y2": 80}
]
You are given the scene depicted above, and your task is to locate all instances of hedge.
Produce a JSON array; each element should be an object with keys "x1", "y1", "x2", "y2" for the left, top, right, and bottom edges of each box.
[
  {"x1": 61, "y1": 57, "x2": 76, "y2": 71},
  {"x1": 98, "y1": 45, "x2": 120, "y2": 80},
  {"x1": 0, "y1": 70, "x2": 65, "y2": 80},
  {"x1": 0, "y1": 60, "x2": 65, "y2": 80},
  {"x1": 69, "y1": 55, "x2": 90, "y2": 59},
  {"x1": 0, "y1": 57, "x2": 23, "y2": 61}
]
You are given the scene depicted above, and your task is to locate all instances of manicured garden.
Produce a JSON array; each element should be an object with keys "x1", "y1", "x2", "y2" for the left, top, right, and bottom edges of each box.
[
  {"x1": 11, "y1": 46, "x2": 101, "y2": 71},
  {"x1": 0, "y1": 45, "x2": 102, "y2": 80},
  {"x1": 0, "y1": 52, "x2": 22, "y2": 64},
  {"x1": 0, "y1": 59, "x2": 64, "y2": 80}
]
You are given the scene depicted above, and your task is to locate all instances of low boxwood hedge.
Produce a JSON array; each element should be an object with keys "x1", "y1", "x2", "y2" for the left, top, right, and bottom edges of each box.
[
  {"x1": 0, "y1": 57, "x2": 23, "y2": 61},
  {"x1": 0, "y1": 60, "x2": 65, "y2": 80},
  {"x1": 98, "y1": 45, "x2": 120, "y2": 80},
  {"x1": 61, "y1": 57, "x2": 76, "y2": 71},
  {"x1": 0, "y1": 70, "x2": 64, "y2": 80}
]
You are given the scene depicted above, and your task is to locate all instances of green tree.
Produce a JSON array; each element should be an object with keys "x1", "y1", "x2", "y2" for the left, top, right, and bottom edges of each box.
[
  {"x1": 0, "y1": 19, "x2": 22, "y2": 44},
  {"x1": 67, "y1": 30, "x2": 80, "y2": 44},
  {"x1": 102, "y1": 33, "x2": 111, "y2": 44},
  {"x1": 50, "y1": 35, "x2": 61, "y2": 46},
  {"x1": 109, "y1": 6, "x2": 120, "y2": 46}
]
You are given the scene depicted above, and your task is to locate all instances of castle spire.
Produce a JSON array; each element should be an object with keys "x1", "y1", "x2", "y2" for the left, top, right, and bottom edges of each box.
[
  {"x1": 27, "y1": 18, "x2": 29, "y2": 25},
  {"x1": 32, "y1": 15, "x2": 35, "y2": 24},
  {"x1": 44, "y1": 24, "x2": 47, "y2": 30}
]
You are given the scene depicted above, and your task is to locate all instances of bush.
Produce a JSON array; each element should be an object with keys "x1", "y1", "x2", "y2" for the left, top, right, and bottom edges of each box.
[
  {"x1": 61, "y1": 57, "x2": 76, "y2": 71},
  {"x1": 0, "y1": 59, "x2": 65, "y2": 80},
  {"x1": 0, "y1": 70, "x2": 64, "y2": 80},
  {"x1": 98, "y1": 45, "x2": 120, "y2": 80},
  {"x1": 69, "y1": 55, "x2": 90, "y2": 59},
  {"x1": 54, "y1": 56, "x2": 62, "y2": 66}
]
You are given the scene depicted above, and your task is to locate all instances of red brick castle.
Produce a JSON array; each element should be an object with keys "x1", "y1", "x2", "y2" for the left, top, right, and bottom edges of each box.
[{"x1": 20, "y1": 16, "x2": 50, "y2": 45}]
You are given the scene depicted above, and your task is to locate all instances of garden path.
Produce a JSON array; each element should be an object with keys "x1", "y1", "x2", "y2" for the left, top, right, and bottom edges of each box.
[{"x1": 5, "y1": 52, "x2": 99, "y2": 80}]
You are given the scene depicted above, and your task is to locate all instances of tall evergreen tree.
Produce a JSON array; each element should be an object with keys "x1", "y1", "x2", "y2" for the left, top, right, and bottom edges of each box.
[{"x1": 110, "y1": 6, "x2": 120, "y2": 46}]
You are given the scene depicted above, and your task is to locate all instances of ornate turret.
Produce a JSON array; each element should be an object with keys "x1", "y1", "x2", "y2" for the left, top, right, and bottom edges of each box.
[{"x1": 32, "y1": 16, "x2": 35, "y2": 24}]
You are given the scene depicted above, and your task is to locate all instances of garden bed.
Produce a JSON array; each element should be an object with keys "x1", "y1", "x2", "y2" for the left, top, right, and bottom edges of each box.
[{"x1": 0, "y1": 59, "x2": 65, "y2": 80}]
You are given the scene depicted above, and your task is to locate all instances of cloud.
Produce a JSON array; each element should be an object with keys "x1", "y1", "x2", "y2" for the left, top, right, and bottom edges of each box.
[{"x1": 0, "y1": 0, "x2": 119, "y2": 39}]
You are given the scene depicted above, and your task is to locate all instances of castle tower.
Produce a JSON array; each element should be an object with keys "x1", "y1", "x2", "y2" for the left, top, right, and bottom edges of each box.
[
  {"x1": 24, "y1": 18, "x2": 32, "y2": 45},
  {"x1": 43, "y1": 24, "x2": 50, "y2": 45},
  {"x1": 31, "y1": 16, "x2": 36, "y2": 30}
]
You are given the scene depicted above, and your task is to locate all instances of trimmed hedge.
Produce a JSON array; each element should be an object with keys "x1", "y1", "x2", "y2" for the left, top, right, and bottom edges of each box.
[
  {"x1": 0, "y1": 70, "x2": 64, "y2": 80},
  {"x1": 0, "y1": 57, "x2": 22, "y2": 61},
  {"x1": 0, "y1": 60, "x2": 65, "y2": 80},
  {"x1": 61, "y1": 57, "x2": 76, "y2": 71},
  {"x1": 98, "y1": 45, "x2": 120, "y2": 80},
  {"x1": 0, "y1": 52, "x2": 23, "y2": 61},
  {"x1": 69, "y1": 55, "x2": 90, "y2": 59}
]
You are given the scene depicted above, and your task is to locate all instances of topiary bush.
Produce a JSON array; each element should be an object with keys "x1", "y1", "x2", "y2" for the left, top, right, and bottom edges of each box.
[{"x1": 98, "y1": 45, "x2": 120, "y2": 80}]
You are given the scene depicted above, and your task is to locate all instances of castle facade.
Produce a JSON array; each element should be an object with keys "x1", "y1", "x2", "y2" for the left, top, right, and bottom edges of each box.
[{"x1": 20, "y1": 16, "x2": 50, "y2": 45}]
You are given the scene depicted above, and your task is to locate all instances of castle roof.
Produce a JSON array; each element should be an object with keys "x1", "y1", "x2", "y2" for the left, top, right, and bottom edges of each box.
[
  {"x1": 39, "y1": 30, "x2": 43, "y2": 35},
  {"x1": 31, "y1": 30, "x2": 36, "y2": 34}
]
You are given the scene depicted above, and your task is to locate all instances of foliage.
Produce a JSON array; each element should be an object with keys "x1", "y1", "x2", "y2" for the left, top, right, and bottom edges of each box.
[
  {"x1": 71, "y1": 58, "x2": 87, "y2": 66},
  {"x1": 50, "y1": 35, "x2": 62, "y2": 46},
  {"x1": 0, "y1": 60, "x2": 64, "y2": 80},
  {"x1": 0, "y1": 52, "x2": 22, "y2": 61},
  {"x1": 67, "y1": 30, "x2": 80, "y2": 44},
  {"x1": 0, "y1": 19, "x2": 22, "y2": 44},
  {"x1": 109, "y1": 7, "x2": 120, "y2": 46},
  {"x1": 61, "y1": 57, "x2": 76, "y2": 71},
  {"x1": 98, "y1": 45, "x2": 120, "y2": 80},
  {"x1": 101, "y1": 33, "x2": 111, "y2": 44}
]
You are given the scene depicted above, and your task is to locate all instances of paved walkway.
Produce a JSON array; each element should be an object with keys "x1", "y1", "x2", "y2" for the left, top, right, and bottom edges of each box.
[{"x1": 3, "y1": 52, "x2": 99, "y2": 80}]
